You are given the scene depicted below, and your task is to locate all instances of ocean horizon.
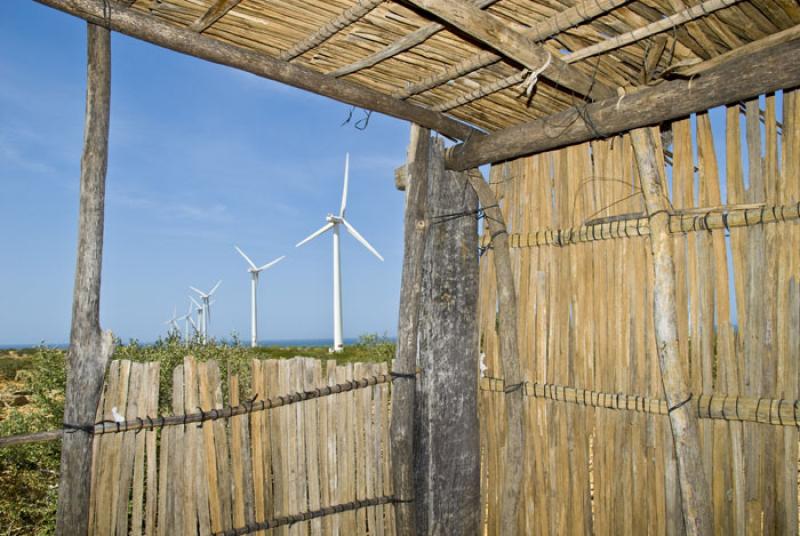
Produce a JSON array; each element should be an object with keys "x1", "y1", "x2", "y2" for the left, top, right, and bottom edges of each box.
[{"x1": 0, "y1": 336, "x2": 396, "y2": 351}]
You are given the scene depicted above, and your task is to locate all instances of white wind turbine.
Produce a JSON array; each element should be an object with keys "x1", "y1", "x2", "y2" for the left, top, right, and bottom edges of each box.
[
  {"x1": 164, "y1": 307, "x2": 180, "y2": 334},
  {"x1": 190, "y1": 281, "x2": 221, "y2": 344},
  {"x1": 190, "y1": 296, "x2": 204, "y2": 342},
  {"x1": 295, "y1": 153, "x2": 383, "y2": 352},
  {"x1": 179, "y1": 301, "x2": 197, "y2": 345},
  {"x1": 234, "y1": 246, "x2": 285, "y2": 348}
]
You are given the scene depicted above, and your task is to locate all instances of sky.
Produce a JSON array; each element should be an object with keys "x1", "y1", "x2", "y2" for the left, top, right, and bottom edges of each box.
[{"x1": 0, "y1": 1, "x2": 411, "y2": 345}]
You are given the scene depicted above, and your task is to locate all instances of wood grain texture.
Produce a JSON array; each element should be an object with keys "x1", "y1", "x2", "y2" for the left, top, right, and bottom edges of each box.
[
  {"x1": 56, "y1": 22, "x2": 114, "y2": 536},
  {"x1": 414, "y1": 137, "x2": 481, "y2": 534}
]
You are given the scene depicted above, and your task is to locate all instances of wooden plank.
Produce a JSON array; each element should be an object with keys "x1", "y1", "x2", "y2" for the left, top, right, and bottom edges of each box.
[
  {"x1": 34, "y1": 0, "x2": 481, "y2": 142},
  {"x1": 390, "y1": 124, "x2": 430, "y2": 535},
  {"x1": 111, "y1": 361, "x2": 135, "y2": 534},
  {"x1": 144, "y1": 362, "x2": 159, "y2": 536},
  {"x1": 403, "y1": 0, "x2": 613, "y2": 100},
  {"x1": 291, "y1": 358, "x2": 308, "y2": 535},
  {"x1": 55, "y1": 22, "x2": 115, "y2": 536},
  {"x1": 266, "y1": 359, "x2": 287, "y2": 536},
  {"x1": 206, "y1": 362, "x2": 234, "y2": 531},
  {"x1": 414, "y1": 137, "x2": 480, "y2": 534},
  {"x1": 248, "y1": 361, "x2": 266, "y2": 536},
  {"x1": 229, "y1": 374, "x2": 248, "y2": 531},
  {"x1": 630, "y1": 127, "x2": 712, "y2": 536},
  {"x1": 189, "y1": 0, "x2": 243, "y2": 33},
  {"x1": 303, "y1": 359, "x2": 322, "y2": 535},
  {"x1": 446, "y1": 37, "x2": 800, "y2": 170},
  {"x1": 354, "y1": 363, "x2": 368, "y2": 532},
  {"x1": 326, "y1": 360, "x2": 340, "y2": 535},
  {"x1": 185, "y1": 357, "x2": 212, "y2": 536},
  {"x1": 393, "y1": 0, "x2": 628, "y2": 98}
]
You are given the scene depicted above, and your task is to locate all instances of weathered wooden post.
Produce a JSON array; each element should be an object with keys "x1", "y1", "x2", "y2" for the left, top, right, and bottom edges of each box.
[
  {"x1": 391, "y1": 124, "x2": 431, "y2": 535},
  {"x1": 630, "y1": 127, "x2": 712, "y2": 535},
  {"x1": 414, "y1": 136, "x2": 481, "y2": 534},
  {"x1": 55, "y1": 23, "x2": 115, "y2": 536},
  {"x1": 463, "y1": 169, "x2": 524, "y2": 535}
]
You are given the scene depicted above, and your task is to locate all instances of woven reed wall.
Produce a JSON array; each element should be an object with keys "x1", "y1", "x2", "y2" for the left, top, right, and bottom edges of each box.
[
  {"x1": 88, "y1": 357, "x2": 393, "y2": 536},
  {"x1": 478, "y1": 89, "x2": 800, "y2": 534}
]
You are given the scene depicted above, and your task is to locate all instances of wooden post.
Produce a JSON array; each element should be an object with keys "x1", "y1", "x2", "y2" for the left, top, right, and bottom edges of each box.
[
  {"x1": 414, "y1": 137, "x2": 480, "y2": 534},
  {"x1": 630, "y1": 127, "x2": 712, "y2": 535},
  {"x1": 464, "y1": 169, "x2": 524, "y2": 534},
  {"x1": 55, "y1": 22, "x2": 115, "y2": 536},
  {"x1": 391, "y1": 124, "x2": 431, "y2": 535}
]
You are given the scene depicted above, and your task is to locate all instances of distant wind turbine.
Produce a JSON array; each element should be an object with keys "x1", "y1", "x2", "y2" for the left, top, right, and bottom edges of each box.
[
  {"x1": 295, "y1": 153, "x2": 383, "y2": 352},
  {"x1": 164, "y1": 307, "x2": 180, "y2": 334},
  {"x1": 235, "y1": 246, "x2": 285, "y2": 348},
  {"x1": 190, "y1": 296, "x2": 204, "y2": 341},
  {"x1": 178, "y1": 301, "x2": 196, "y2": 345},
  {"x1": 190, "y1": 281, "x2": 221, "y2": 344}
]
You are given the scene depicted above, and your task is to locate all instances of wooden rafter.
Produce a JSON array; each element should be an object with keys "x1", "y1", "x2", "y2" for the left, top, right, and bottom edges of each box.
[
  {"x1": 33, "y1": 0, "x2": 481, "y2": 141},
  {"x1": 395, "y1": 0, "x2": 630, "y2": 98},
  {"x1": 329, "y1": 0, "x2": 502, "y2": 78},
  {"x1": 403, "y1": 0, "x2": 615, "y2": 100},
  {"x1": 446, "y1": 35, "x2": 800, "y2": 170},
  {"x1": 279, "y1": 0, "x2": 384, "y2": 61},
  {"x1": 189, "y1": 0, "x2": 243, "y2": 33}
]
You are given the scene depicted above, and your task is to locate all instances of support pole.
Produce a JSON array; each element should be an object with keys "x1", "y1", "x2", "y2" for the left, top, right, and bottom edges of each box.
[
  {"x1": 415, "y1": 136, "x2": 481, "y2": 534},
  {"x1": 464, "y1": 168, "x2": 524, "y2": 534},
  {"x1": 55, "y1": 22, "x2": 115, "y2": 536},
  {"x1": 630, "y1": 127, "x2": 712, "y2": 536},
  {"x1": 391, "y1": 124, "x2": 431, "y2": 535}
]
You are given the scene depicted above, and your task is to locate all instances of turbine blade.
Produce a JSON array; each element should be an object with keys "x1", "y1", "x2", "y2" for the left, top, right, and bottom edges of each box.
[
  {"x1": 339, "y1": 152, "x2": 349, "y2": 218},
  {"x1": 208, "y1": 280, "x2": 222, "y2": 296},
  {"x1": 190, "y1": 296, "x2": 202, "y2": 309},
  {"x1": 257, "y1": 255, "x2": 286, "y2": 271},
  {"x1": 189, "y1": 286, "x2": 206, "y2": 297},
  {"x1": 341, "y1": 218, "x2": 384, "y2": 261},
  {"x1": 235, "y1": 245, "x2": 258, "y2": 270},
  {"x1": 296, "y1": 222, "x2": 334, "y2": 248}
]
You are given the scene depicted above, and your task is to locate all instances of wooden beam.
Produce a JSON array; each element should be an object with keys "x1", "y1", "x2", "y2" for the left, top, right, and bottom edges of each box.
[
  {"x1": 390, "y1": 124, "x2": 430, "y2": 536},
  {"x1": 446, "y1": 35, "x2": 800, "y2": 170},
  {"x1": 189, "y1": 0, "x2": 243, "y2": 33},
  {"x1": 415, "y1": 137, "x2": 480, "y2": 534},
  {"x1": 329, "y1": 0, "x2": 501, "y2": 78},
  {"x1": 55, "y1": 22, "x2": 115, "y2": 536},
  {"x1": 395, "y1": 0, "x2": 629, "y2": 98},
  {"x1": 463, "y1": 168, "x2": 524, "y2": 536},
  {"x1": 34, "y1": 0, "x2": 482, "y2": 141},
  {"x1": 402, "y1": 0, "x2": 614, "y2": 99},
  {"x1": 630, "y1": 127, "x2": 712, "y2": 535},
  {"x1": 278, "y1": 0, "x2": 384, "y2": 62}
]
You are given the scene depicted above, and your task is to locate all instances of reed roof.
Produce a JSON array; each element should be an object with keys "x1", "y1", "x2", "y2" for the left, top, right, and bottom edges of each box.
[{"x1": 131, "y1": 0, "x2": 799, "y2": 133}]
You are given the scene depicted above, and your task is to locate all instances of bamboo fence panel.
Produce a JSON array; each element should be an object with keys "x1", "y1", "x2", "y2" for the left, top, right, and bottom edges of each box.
[
  {"x1": 478, "y1": 89, "x2": 800, "y2": 534},
  {"x1": 88, "y1": 357, "x2": 394, "y2": 535}
]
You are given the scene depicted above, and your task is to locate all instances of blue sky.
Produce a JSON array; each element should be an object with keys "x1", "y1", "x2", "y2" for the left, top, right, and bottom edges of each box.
[{"x1": 0, "y1": 2, "x2": 410, "y2": 345}]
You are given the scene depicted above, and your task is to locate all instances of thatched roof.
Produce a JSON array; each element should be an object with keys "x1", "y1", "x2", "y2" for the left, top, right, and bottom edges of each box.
[{"x1": 123, "y1": 0, "x2": 798, "y2": 133}]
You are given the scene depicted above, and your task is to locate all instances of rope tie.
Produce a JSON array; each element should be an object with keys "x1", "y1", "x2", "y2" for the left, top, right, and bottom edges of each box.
[{"x1": 668, "y1": 393, "x2": 693, "y2": 414}]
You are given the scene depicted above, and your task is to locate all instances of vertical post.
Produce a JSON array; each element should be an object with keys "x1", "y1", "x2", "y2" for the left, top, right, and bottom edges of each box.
[
  {"x1": 333, "y1": 224, "x2": 344, "y2": 352},
  {"x1": 630, "y1": 127, "x2": 712, "y2": 535},
  {"x1": 415, "y1": 137, "x2": 480, "y2": 534},
  {"x1": 391, "y1": 124, "x2": 430, "y2": 535},
  {"x1": 463, "y1": 168, "x2": 524, "y2": 535},
  {"x1": 251, "y1": 273, "x2": 258, "y2": 347},
  {"x1": 56, "y1": 22, "x2": 114, "y2": 536}
]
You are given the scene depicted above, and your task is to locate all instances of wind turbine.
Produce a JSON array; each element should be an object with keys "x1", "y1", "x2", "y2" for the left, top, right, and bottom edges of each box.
[
  {"x1": 235, "y1": 246, "x2": 285, "y2": 348},
  {"x1": 179, "y1": 301, "x2": 196, "y2": 345},
  {"x1": 190, "y1": 281, "x2": 221, "y2": 344},
  {"x1": 295, "y1": 153, "x2": 383, "y2": 352},
  {"x1": 190, "y1": 296, "x2": 204, "y2": 342},
  {"x1": 164, "y1": 307, "x2": 180, "y2": 335}
]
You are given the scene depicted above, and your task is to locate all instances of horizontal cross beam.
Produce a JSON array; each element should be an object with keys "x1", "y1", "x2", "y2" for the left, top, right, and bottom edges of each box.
[
  {"x1": 446, "y1": 35, "x2": 800, "y2": 170},
  {"x1": 402, "y1": 0, "x2": 614, "y2": 100},
  {"x1": 33, "y1": 0, "x2": 482, "y2": 141}
]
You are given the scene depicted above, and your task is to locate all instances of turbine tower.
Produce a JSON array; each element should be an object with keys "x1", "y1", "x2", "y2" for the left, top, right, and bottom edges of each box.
[
  {"x1": 235, "y1": 246, "x2": 285, "y2": 348},
  {"x1": 179, "y1": 301, "x2": 196, "y2": 345},
  {"x1": 190, "y1": 281, "x2": 221, "y2": 344},
  {"x1": 190, "y1": 296, "x2": 204, "y2": 342},
  {"x1": 295, "y1": 153, "x2": 383, "y2": 352}
]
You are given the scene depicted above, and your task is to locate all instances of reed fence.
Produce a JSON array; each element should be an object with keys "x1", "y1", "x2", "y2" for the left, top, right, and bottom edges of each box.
[
  {"x1": 478, "y1": 89, "x2": 800, "y2": 534},
  {"x1": 86, "y1": 356, "x2": 394, "y2": 536}
]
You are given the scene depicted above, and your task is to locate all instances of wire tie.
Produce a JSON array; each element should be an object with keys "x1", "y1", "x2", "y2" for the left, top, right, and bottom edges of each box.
[
  {"x1": 777, "y1": 399, "x2": 785, "y2": 426},
  {"x1": 722, "y1": 212, "x2": 729, "y2": 232},
  {"x1": 134, "y1": 417, "x2": 145, "y2": 434},
  {"x1": 760, "y1": 205, "x2": 766, "y2": 225},
  {"x1": 703, "y1": 212, "x2": 712, "y2": 232},
  {"x1": 196, "y1": 407, "x2": 206, "y2": 428},
  {"x1": 756, "y1": 398, "x2": 764, "y2": 423},
  {"x1": 744, "y1": 209, "x2": 750, "y2": 226},
  {"x1": 735, "y1": 396, "x2": 741, "y2": 420},
  {"x1": 391, "y1": 371, "x2": 416, "y2": 380},
  {"x1": 707, "y1": 394, "x2": 713, "y2": 418},
  {"x1": 721, "y1": 395, "x2": 728, "y2": 421},
  {"x1": 794, "y1": 400, "x2": 800, "y2": 431},
  {"x1": 668, "y1": 393, "x2": 692, "y2": 413}
]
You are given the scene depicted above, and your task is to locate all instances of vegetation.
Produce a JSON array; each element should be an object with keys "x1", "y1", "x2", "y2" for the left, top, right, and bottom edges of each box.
[{"x1": 0, "y1": 334, "x2": 394, "y2": 535}]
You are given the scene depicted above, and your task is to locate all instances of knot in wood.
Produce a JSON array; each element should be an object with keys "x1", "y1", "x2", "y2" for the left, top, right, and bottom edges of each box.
[{"x1": 416, "y1": 219, "x2": 426, "y2": 230}]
